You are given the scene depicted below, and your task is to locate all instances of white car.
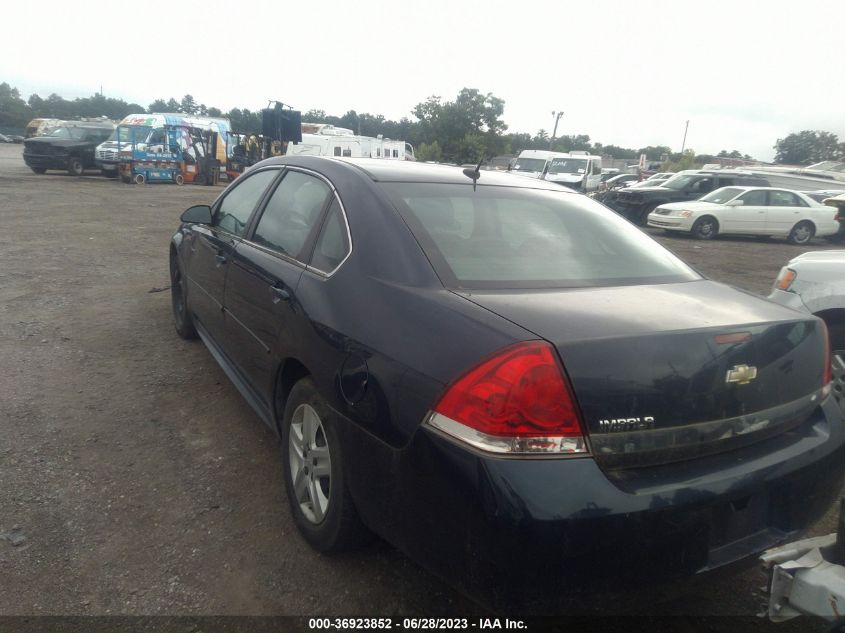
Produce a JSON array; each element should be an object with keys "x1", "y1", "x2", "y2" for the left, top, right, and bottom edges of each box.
[
  {"x1": 647, "y1": 186, "x2": 841, "y2": 244},
  {"x1": 769, "y1": 250, "x2": 845, "y2": 357}
]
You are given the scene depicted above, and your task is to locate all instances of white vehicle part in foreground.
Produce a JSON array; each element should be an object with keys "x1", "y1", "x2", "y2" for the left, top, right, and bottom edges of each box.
[{"x1": 760, "y1": 353, "x2": 845, "y2": 622}]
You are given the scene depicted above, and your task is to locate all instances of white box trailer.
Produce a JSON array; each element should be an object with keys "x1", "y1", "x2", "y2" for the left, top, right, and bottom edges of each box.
[{"x1": 286, "y1": 125, "x2": 415, "y2": 160}]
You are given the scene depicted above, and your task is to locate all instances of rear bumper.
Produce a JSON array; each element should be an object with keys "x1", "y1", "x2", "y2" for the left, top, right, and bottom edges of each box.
[{"x1": 340, "y1": 395, "x2": 845, "y2": 603}]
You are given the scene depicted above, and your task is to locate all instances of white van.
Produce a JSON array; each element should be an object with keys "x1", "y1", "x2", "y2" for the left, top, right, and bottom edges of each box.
[
  {"x1": 543, "y1": 151, "x2": 603, "y2": 193},
  {"x1": 511, "y1": 149, "x2": 569, "y2": 179}
]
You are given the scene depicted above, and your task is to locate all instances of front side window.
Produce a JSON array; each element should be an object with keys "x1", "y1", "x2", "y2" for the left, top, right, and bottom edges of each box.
[
  {"x1": 690, "y1": 178, "x2": 714, "y2": 194},
  {"x1": 384, "y1": 183, "x2": 700, "y2": 289},
  {"x1": 252, "y1": 171, "x2": 331, "y2": 259},
  {"x1": 737, "y1": 189, "x2": 767, "y2": 206},
  {"x1": 310, "y1": 199, "x2": 350, "y2": 272},
  {"x1": 214, "y1": 168, "x2": 279, "y2": 236}
]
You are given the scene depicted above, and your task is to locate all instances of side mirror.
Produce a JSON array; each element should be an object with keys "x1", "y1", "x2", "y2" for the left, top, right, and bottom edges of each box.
[
  {"x1": 725, "y1": 199, "x2": 744, "y2": 207},
  {"x1": 180, "y1": 204, "x2": 213, "y2": 224}
]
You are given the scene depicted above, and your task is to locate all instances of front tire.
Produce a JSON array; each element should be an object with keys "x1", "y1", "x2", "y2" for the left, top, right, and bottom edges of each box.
[
  {"x1": 67, "y1": 157, "x2": 84, "y2": 176},
  {"x1": 692, "y1": 216, "x2": 719, "y2": 240},
  {"x1": 636, "y1": 203, "x2": 660, "y2": 226},
  {"x1": 281, "y1": 378, "x2": 370, "y2": 553},
  {"x1": 170, "y1": 252, "x2": 198, "y2": 340},
  {"x1": 788, "y1": 221, "x2": 815, "y2": 245}
]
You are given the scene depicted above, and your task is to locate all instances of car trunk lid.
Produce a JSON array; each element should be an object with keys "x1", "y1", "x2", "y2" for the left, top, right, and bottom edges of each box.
[{"x1": 457, "y1": 280, "x2": 828, "y2": 468}]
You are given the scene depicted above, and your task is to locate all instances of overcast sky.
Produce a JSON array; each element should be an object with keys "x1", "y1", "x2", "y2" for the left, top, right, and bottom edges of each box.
[{"x1": 3, "y1": 0, "x2": 842, "y2": 161}]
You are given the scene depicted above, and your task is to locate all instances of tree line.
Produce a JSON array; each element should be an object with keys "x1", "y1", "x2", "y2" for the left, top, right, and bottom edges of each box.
[{"x1": 1, "y1": 82, "x2": 842, "y2": 166}]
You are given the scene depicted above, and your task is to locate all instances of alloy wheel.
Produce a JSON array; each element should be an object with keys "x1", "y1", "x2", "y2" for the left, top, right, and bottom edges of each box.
[{"x1": 288, "y1": 404, "x2": 332, "y2": 524}]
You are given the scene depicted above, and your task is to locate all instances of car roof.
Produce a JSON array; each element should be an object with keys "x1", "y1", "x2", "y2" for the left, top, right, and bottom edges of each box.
[{"x1": 257, "y1": 156, "x2": 579, "y2": 191}]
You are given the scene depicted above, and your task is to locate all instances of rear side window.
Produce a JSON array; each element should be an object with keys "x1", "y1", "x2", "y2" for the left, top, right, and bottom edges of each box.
[
  {"x1": 251, "y1": 170, "x2": 331, "y2": 259},
  {"x1": 769, "y1": 190, "x2": 806, "y2": 207},
  {"x1": 310, "y1": 199, "x2": 350, "y2": 273},
  {"x1": 214, "y1": 168, "x2": 279, "y2": 236},
  {"x1": 383, "y1": 183, "x2": 700, "y2": 289}
]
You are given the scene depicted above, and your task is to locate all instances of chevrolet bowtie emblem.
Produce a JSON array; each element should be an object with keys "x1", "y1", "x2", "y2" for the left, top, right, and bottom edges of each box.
[{"x1": 726, "y1": 364, "x2": 758, "y2": 385}]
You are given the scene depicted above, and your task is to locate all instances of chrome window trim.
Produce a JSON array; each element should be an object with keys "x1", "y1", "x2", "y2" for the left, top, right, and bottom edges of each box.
[{"x1": 240, "y1": 166, "x2": 353, "y2": 279}]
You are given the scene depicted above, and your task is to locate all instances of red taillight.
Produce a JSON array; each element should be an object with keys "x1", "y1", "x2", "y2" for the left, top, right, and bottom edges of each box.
[
  {"x1": 428, "y1": 341, "x2": 587, "y2": 455},
  {"x1": 822, "y1": 322, "x2": 833, "y2": 394}
]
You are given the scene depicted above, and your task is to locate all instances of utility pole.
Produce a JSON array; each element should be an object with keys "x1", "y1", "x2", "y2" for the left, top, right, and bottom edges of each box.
[
  {"x1": 680, "y1": 120, "x2": 690, "y2": 154},
  {"x1": 549, "y1": 110, "x2": 564, "y2": 149}
]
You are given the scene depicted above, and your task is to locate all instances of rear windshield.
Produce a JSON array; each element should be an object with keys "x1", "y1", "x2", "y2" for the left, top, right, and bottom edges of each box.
[{"x1": 383, "y1": 183, "x2": 700, "y2": 289}]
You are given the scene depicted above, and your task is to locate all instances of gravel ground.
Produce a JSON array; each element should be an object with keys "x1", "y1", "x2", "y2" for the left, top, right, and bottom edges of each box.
[{"x1": 1, "y1": 142, "x2": 842, "y2": 630}]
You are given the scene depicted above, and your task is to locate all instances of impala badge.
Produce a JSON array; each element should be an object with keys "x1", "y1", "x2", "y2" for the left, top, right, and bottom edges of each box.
[{"x1": 726, "y1": 364, "x2": 757, "y2": 385}]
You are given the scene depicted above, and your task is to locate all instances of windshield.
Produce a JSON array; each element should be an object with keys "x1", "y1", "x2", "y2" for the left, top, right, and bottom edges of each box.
[
  {"x1": 548, "y1": 158, "x2": 588, "y2": 175},
  {"x1": 109, "y1": 126, "x2": 152, "y2": 143},
  {"x1": 512, "y1": 158, "x2": 547, "y2": 172},
  {"x1": 383, "y1": 183, "x2": 699, "y2": 289},
  {"x1": 660, "y1": 174, "x2": 699, "y2": 190},
  {"x1": 699, "y1": 187, "x2": 742, "y2": 204},
  {"x1": 48, "y1": 127, "x2": 86, "y2": 140}
]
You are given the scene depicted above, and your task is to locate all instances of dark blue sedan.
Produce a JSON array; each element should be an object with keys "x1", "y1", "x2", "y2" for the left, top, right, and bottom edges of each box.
[{"x1": 169, "y1": 156, "x2": 845, "y2": 600}]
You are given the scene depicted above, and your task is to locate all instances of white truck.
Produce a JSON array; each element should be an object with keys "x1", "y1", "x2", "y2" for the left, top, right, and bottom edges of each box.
[
  {"x1": 543, "y1": 151, "x2": 603, "y2": 193},
  {"x1": 511, "y1": 149, "x2": 603, "y2": 192},
  {"x1": 285, "y1": 124, "x2": 415, "y2": 160},
  {"x1": 511, "y1": 149, "x2": 568, "y2": 179}
]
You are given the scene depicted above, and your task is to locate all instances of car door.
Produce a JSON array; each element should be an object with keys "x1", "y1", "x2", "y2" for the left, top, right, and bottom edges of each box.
[
  {"x1": 765, "y1": 190, "x2": 809, "y2": 235},
  {"x1": 185, "y1": 167, "x2": 281, "y2": 343},
  {"x1": 222, "y1": 168, "x2": 334, "y2": 403},
  {"x1": 723, "y1": 188, "x2": 769, "y2": 234}
]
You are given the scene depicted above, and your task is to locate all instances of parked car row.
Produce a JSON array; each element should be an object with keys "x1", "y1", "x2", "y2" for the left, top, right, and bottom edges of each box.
[{"x1": 168, "y1": 155, "x2": 845, "y2": 605}]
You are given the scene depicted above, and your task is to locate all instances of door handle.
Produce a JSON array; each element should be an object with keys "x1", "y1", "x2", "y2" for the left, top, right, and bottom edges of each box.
[
  {"x1": 215, "y1": 253, "x2": 227, "y2": 265},
  {"x1": 270, "y1": 285, "x2": 291, "y2": 303}
]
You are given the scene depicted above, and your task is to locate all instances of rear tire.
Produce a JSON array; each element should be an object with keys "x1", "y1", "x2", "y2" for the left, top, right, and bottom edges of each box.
[
  {"x1": 787, "y1": 221, "x2": 815, "y2": 245},
  {"x1": 170, "y1": 252, "x2": 197, "y2": 340},
  {"x1": 692, "y1": 216, "x2": 719, "y2": 240},
  {"x1": 67, "y1": 157, "x2": 84, "y2": 177},
  {"x1": 281, "y1": 378, "x2": 371, "y2": 553},
  {"x1": 174, "y1": 174, "x2": 184, "y2": 186}
]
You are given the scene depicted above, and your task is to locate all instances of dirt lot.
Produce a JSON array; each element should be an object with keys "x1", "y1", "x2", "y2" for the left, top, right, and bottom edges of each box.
[{"x1": 1, "y1": 142, "x2": 842, "y2": 628}]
